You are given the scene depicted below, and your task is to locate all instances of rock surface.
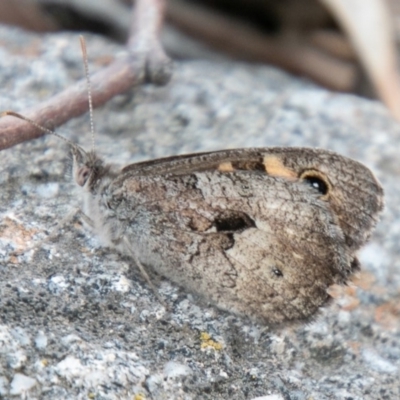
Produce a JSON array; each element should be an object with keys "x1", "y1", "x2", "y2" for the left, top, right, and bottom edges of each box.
[{"x1": 0, "y1": 26, "x2": 399, "y2": 399}]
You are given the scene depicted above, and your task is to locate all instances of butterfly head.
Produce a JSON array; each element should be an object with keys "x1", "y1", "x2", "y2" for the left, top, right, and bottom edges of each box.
[{"x1": 71, "y1": 145, "x2": 112, "y2": 193}]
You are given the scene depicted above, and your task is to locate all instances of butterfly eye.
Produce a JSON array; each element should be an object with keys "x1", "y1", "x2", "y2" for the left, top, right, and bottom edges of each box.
[
  {"x1": 76, "y1": 166, "x2": 91, "y2": 187},
  {"x1": 300, "y1": 170, "x2": 330, "y2": 196}
]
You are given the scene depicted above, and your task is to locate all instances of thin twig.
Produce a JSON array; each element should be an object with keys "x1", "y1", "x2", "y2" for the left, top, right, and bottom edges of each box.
[
  {"x1": 308, "y1": 30, "x2": 356, "y2": 61},
  {"x1": 0, "y1": 0, "x2": 172, "y2": 151}
]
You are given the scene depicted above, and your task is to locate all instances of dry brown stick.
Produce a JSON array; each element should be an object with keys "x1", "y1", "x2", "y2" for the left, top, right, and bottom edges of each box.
[
  {"x1": 0, "y1": 0, "x2": 172, "y2": 151},
  {"x1": 308, "y1": 30, "x2": 357, "y2": 61},
  {"x1": 166, "y1": 0, "x2": 356, "y2": 92}
]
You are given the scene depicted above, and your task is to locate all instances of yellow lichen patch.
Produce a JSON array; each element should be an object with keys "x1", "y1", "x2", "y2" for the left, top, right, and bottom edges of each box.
[
  {"x1": 134, "y1": 394, "x2": 146, "y2": 400},
  {"x1": 200, "y1": 332, "x2": 223, "y2": 351},
  {"x1": 217, "y1": 162, "x2": 234, "y2": 172},
  {"x1": 263, "y1": 155, "x2": 297, "y2": 179},
  {"x1": 41, "y1": 359, "x2": 49, "y2": 367},
  {"x1": 0, "y1": 217, "x2": 37, "y2": 254}
]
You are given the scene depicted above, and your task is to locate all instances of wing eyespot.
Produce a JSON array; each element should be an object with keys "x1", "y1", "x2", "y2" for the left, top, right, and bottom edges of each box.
[{"x1": 300, "y1": 169, "x2": 331, "y2": 198}]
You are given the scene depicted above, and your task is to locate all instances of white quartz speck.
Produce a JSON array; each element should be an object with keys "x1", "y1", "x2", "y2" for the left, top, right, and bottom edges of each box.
[
  {"x1": 36, "y1": 182, "x2": 59, "y2": 198},
  {"x1": 35, "y1": 331, "x2": 48, "y2": 350},
  {"x1": 362, "y1": 348, "x2": 397, "y2": 373},
  {"x1": 163, "y1": 361, "x2": 192, "y2": 378},
  {"x1": 9, "y1": 373, "x2": 37, "y2": 395}
]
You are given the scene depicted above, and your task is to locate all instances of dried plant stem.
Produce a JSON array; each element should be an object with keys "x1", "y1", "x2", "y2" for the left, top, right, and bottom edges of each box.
[
  {"x1": 0, "y1": 0, "x2": 172, "y2": 151},
  {"x1": 167, "y1": 0, "x2": 357, "y2": 92}
]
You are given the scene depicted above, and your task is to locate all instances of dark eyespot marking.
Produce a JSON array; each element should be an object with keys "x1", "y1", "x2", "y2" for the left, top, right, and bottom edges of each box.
[
  {"x1": 305, "y1": 176, "x2": 328, "y2": 194},
  {"x1": 214, "y1": 211, "x2": 256, "y2": 232},
  {"x1": 272, "y1": 267, "x2": 283, "y2": 277},
  {"x1": 300, "y1": 170, "x2": 331, "y2": 196}
]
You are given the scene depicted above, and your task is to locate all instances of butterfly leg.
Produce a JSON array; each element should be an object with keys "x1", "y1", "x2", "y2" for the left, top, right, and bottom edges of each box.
[{"x1": 122, "y1": 236, "x2": 168, "y2": 310}]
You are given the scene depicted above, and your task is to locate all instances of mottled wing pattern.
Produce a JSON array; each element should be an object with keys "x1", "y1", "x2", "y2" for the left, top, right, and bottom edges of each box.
[
  {"x1": 87, "y1": 147, "x2": 383, "y2": 324},
  {"x1": 121, "y1": 147, "x2": 384, "y2": 252},
  {"x1": 108, "y1": 169, "x2": 347, "y2": 324}
]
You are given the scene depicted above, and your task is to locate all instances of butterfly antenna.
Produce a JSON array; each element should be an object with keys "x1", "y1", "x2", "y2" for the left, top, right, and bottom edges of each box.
[
  {"x1": 0, "y1": 111, "x2": 86, "y2": 154},
  {"x1": 79, "y1": 35, "x2": 96, "y2": 153}
]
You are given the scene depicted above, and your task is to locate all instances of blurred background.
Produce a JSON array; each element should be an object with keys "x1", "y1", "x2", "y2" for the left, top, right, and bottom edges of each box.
[{"x1": 1, "y1": 0, "x2": 400, "y2": 119}]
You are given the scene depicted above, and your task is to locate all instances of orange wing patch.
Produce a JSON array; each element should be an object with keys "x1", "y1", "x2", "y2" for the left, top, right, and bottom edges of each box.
[
  {"x1": 217, "y1": 162, "x2": 235, "y2": 172},
  {"x1": 263, "y1": 155, "x2": 297, "y2": 179}
]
